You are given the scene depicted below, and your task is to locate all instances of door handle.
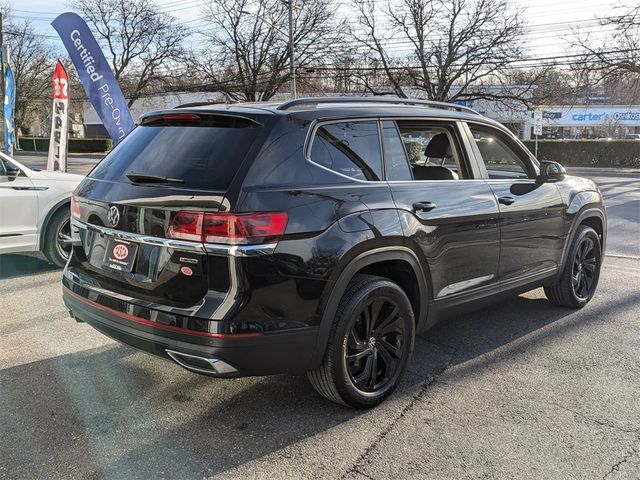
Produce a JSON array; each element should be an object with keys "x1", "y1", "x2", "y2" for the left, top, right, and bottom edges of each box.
[
  {"x1": 412, "y1": 201, "x2": 437, "y2": 212},
  {"x1": 498, "y1": 196, "x2": 515, "y2": 206}
]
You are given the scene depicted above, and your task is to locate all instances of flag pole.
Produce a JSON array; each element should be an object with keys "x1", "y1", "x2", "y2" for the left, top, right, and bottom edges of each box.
[{"x1": 0, "y1": 12, "x2": 5, "y2": 153}]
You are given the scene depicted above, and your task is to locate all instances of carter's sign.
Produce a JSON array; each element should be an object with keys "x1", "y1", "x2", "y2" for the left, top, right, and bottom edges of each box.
[{"x1": 542, "y1": 107, "x2": 640, "y2": 126}]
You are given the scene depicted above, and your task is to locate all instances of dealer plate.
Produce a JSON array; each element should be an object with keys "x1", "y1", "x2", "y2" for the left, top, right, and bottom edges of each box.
[{"x1": 104, "y1": 238, "x2": 138, "y2": 273}]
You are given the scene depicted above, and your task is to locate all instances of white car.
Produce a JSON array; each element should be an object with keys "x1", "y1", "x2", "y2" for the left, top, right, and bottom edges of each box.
[{"x1": 0, "y1": 153, "x2": 84, "y2": 267}]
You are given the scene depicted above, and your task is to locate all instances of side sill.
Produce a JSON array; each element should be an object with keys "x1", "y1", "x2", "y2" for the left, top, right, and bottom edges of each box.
[{"x1": 426, "y1": 268, "x2": 558, "y2": 329}]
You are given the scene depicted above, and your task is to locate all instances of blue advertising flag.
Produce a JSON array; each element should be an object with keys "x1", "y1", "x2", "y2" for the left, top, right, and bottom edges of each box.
[
  {"x1": 51, "y1": 12, "x2": 135, "y2": 143},
  {"x1": 4, "y1": 65, "x2": 16, "y2": 156}
]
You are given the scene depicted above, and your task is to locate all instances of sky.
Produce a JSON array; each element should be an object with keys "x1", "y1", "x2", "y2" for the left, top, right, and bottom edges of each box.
[{"x1": 6, "y1": 0, "x2": 633, "y2": 63}]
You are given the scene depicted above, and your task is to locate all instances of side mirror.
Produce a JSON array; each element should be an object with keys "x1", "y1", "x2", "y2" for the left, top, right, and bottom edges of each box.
[
  {"x1": 539, "y1": 160, "x2": 566, "y2": 183},
  {"x1": 4, "y1": 162, "x2": 20, "y2": 181}
]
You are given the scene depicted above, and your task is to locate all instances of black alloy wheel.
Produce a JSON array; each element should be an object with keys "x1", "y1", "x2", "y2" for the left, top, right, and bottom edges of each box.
[
  {"x1": 545, "y1": 225, "x2": 602, "y2": 308},
  {"x1": 572, "y1": 236, "x2": 597, "y2": 300},
  {"x1": 307, "y1": 274, "x2": 415, "y2": 408},
  {"x1": 345, "y1": 296, "x2": 406, "y2": 393}
]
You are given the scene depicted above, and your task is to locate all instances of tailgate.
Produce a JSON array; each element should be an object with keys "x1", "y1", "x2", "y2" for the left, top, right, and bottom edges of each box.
[
  {"x1": 67, "y1": 111, "x2": 269, "y2": 307},
  {"x1": 71, "y1": 198, "x2": 223, "y2": 308}
]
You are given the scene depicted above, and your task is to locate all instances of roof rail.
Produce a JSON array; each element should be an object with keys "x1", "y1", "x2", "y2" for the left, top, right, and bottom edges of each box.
[{"x1": 276, "y1": 96, "x2": 480, "y2": 115}]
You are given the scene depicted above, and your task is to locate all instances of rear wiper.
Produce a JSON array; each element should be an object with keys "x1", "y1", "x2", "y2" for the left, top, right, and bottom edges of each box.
[{"x1": 126, "y1": 172, "x2": 185, "y2": 184}]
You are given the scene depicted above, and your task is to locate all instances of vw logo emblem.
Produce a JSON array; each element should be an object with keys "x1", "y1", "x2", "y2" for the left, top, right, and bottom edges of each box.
[{"x1": 107, "y1": 206, "x2": 120, "y2": 227}]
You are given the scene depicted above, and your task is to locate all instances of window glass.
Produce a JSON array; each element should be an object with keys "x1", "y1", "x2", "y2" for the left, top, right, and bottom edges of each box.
[
  {"x1": 469, "y1": 125, "x2": 529, "y2": 179},
  {"x1": 382, "y1": 121, "x2": 412, "y2": 181},
  {"x1": 89, "y1": 116, "x2": 263, "y2": 191},
  {"x1": 0, "y1": 159, "x2": 6, "y2": 176},
  {"x1": 310, "y1": 122, "x2": 382, "y2": 181},
  {"x1": 395, "y1": 121, "x2": 464, "y2": 180}
]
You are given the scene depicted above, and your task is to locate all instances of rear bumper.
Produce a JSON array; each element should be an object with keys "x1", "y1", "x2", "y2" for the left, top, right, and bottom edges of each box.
[{"x1": 63, "y1": 285, "x2": 319, "y2": 377}]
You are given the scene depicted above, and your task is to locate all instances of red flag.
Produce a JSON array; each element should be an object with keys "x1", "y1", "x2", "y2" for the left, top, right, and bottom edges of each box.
[
  {"x1": 47, "y1": 61, "x2": 70, "y2": 171},
  {"x1": 52, "y1": 61, "x2": 69, "y2": 100}
]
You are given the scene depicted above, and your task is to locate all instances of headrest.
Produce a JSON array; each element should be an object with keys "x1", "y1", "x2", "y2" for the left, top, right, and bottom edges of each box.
[
  {"x1": 424, "y1": 133, "x2": 452, "y2": 158},
  {"x1": 412, "y1": 165, "x2": 459, "y2": 180}
]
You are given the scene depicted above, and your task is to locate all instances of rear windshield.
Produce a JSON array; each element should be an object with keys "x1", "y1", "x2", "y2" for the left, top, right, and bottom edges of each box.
[{"x1": 89, "y1": 115, "x2": 263, "y2": 191}]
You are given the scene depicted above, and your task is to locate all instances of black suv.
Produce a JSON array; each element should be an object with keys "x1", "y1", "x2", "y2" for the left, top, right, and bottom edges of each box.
[{"x1": 63, "y1": 97, "x2": 606, "y2": 408}]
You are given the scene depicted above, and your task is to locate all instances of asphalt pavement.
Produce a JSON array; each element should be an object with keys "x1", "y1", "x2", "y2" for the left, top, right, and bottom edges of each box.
[
  {"x1": 1, "y1": 155, "x2": 639, "y2": 479},
  {"x1": 567, "y1": 167, "x2": 639, "y2": 258},
  {"x1": 14, "y1": 152, "x2": 104, "y2": 177}
]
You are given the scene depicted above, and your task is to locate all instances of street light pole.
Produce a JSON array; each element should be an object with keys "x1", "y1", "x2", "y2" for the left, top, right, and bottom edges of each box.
[
  {"x1": 241, "y1": 5, "x2": 297, "y2": 99},
  {"x1": 288, "y1": 0, "x2": 296, "y2": 99}
]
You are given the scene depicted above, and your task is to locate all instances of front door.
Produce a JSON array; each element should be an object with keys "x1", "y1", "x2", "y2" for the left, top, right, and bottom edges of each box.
[
  {"x1": 0, "y1": 159, "x2": 39, "y2": 253},
  {"x1": 464, "y1": 122, "x2": 565, "y2": 287},
  {"x1": 381, "y1": 119, "x2": 500, "y2": 301}
]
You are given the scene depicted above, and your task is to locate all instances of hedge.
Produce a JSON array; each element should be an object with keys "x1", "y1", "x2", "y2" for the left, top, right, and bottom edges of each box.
[
  {"x1": 14, "y1": 137, "x2": 640, "y2": 167},
  {"x1": 18, "y1": 137, "x2": 112, "y2": 153},
  {"x1": 522, "y1": 140, "x2": 640, "y2": 167}
]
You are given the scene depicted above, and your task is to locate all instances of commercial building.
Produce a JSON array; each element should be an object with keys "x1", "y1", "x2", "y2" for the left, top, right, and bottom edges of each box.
[
  {"x1": 468, "y1": 101, "x2": 640, "y2": 140},
  {"x1": 82, "y1": 92, "x2": 224, "y2": 137},
  {"x1": 524, "y1": 105, "x2": 640, "y2": 140},
  {"x1": 82, "y1": 91, "x2": 640, "y2": 142}
]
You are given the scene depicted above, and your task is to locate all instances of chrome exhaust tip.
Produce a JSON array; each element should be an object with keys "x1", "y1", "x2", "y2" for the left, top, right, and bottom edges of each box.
[{"x1": 165, "y1": 349, "x2": 238, "y2": 376}]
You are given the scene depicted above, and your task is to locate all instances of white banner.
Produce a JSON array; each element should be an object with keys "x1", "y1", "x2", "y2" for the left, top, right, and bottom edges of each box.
[{"x1": 47, "y1": 61, "x2": 69, "y2": 171}]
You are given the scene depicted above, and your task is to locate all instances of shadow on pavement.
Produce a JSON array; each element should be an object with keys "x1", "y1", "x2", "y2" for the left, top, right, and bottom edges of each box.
[
  {"x1": 4, "y1": 288, "x2": 638, "y2": 478},
  {"x1": 0, "y1": 253, "x2": 59, "y2": 280}
]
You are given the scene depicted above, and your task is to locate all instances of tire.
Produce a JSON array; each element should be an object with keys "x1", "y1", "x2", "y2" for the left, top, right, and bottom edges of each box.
[
  {"x1": 43, "y1": 207, "x2": 72, "y2": 268},
  {"x1": 544, "y1": 225, "x2": 602, "y2": 308},
  {"x1": 307, "y1": 274, "x2": 415, "y2": 408}
]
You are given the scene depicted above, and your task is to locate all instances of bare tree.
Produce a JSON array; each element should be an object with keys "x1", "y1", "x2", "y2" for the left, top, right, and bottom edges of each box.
[
  {"x1": 509, "y1": 68, "x2": 585, "y2": 106},
  {"x1": 350, "y1": 0, "x2": 409, "y2": 97},
  {"x1": 194, "y1": 0, "x2": 345, "y2": 101},
  {"x1": 74, "y1": 0, "x2": 188, "y2": 106},
  {"x1": 351, "y1": 0, "x2": 526, "y2": 103},
  {"x1": 574, "y1": 6, "x2": 640, "y2": 80},
  {"x1": 2, "y1": 17, "x2": 55, "y2": 139}
]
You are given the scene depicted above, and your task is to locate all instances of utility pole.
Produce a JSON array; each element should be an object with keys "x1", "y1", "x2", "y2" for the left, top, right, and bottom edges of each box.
[
  {"x1": 241, "y1": 4, "x2": 297, "y2": 99},
  {"x1": 288, "y1": 0, "x2": 296, "y2": 99}
]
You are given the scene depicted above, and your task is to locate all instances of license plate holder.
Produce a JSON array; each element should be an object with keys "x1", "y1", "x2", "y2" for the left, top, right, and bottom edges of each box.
[{"x1": 104, "y1": 238, "x2": 139, "y2": 273}]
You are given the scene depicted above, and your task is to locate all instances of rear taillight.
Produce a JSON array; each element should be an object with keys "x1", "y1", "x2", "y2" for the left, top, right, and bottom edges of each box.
[
  {"x1": 203, "y1": 213, "x2": 288, "y2": 242},
  {"x1": 71, "y1": 194, "x2": 81, "y2": 219},
  {"x1": 167, "y1": 211, "x2": 203, "y2": 242},
  {"x1": 167, "y1": 211, "x2": 288, "y2": 244}
]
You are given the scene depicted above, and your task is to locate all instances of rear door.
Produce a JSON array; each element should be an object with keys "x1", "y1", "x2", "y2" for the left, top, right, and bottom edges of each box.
[
  {"x1": 463, "y1": 122, "x2": 565, "y2": 286},
  {"x1": 382, "y1": 119, "x2": 500, "y2": 301}
]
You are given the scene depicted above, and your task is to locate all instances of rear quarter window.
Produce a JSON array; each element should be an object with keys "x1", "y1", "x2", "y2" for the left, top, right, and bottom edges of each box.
[
  {"x1": 309, "y1": 121, "x2": 382, "y2": 181},
  {"x1": 89, "y1": 114, "x2": 265, "y2": 191}
]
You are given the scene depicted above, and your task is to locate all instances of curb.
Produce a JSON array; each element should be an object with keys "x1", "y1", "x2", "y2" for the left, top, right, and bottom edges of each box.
[
  {"x1": 566, "y1": 167, "x2": 640, "y2": 174},
  {"x1": 13, "y1": 151, "x2": 106, "y2": 160}
]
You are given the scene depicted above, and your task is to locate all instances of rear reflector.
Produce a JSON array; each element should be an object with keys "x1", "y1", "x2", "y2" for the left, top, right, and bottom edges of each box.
[
  {"x1": 167, "y1": 211, "x2": 288, "y2": 244},
  {"x1": 64, "y1": 287, "x2": 263, "y2": 338}
]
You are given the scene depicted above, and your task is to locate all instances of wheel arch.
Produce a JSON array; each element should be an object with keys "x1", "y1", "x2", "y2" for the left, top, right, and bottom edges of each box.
[
  {"x1": 38, "y1": 197, "x2": 71, "y2": 251},
  {"x1": 307, "y1": 246, "x2": 429, "y2": 369},
  {"x1": 558, "y1": 206, "x2": 606, "y2": 278}
]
